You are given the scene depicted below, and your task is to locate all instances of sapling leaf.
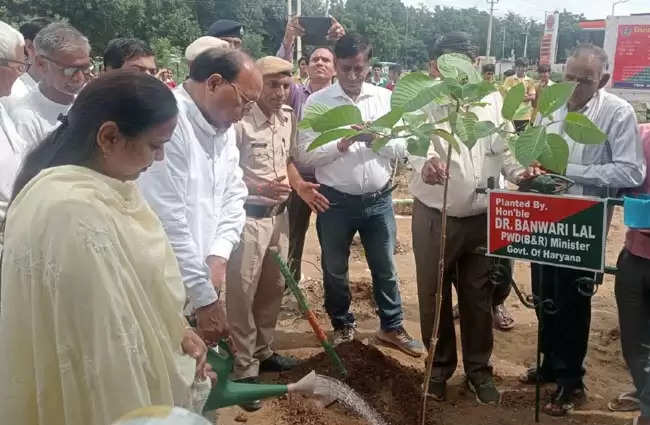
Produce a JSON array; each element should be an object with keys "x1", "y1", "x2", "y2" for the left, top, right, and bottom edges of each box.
[
  {"x1": 437, "y1": 53, "x2": 481, "y2": 84},
  {"x1": 508, "y1": 126, "x2": 547, "y2": 166},
  {"x1": 308, "y1": 128, "x2": 360, "y2": 151},
  {"x1": 391, "y1": 72, "x2": 437, "y2": 110},
  {"x1": 372, "y1": 107, "x2": 404, "y2": 128},
  {"x1": 311, "y1": 105, "x2": 363, "y2": 133},
  {"x1": 432, "y1": 129, "x2": 461, "y2": 153},
  {"x1": 455, "y1": 115, "x2": 497, "y2": 150},
  {"x1": 407, "y1": 137, "x2": 430, "y2": 157},
  {"x1": 404, "y1": 82, "x2": 452, "y2": 112},
  {"x1": 564, "y1": 112, "x2": 607, "y2": 144},
  {"x1": 462, "y1": 80, "x2": 497, "y2": 103},
  {"x1": 538, "y1": 133, "x2": 570, "y2": 174},
  {"x1": 403, "y1": 112, "x2": 427, "y2": 127},
  {"x1": 371, "y1": 136, "x2": 392, "y2": 153},
  {"x1": 299, "y1": 103, "x2": 330, "y2": 130},
  {"x1": 502, "y1": 83, "x2": 525, "y2": 120},
  {"x1": 537, "y1": 82, "x2": 577, "y2": 118},
  {"x1": 512, "y1": 103, "x2": 533, "y2": 121}
]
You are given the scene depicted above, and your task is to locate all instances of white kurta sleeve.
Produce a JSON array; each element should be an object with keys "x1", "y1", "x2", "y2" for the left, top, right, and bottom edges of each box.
[
  {"x1": 208, "y1": 135, "x2": 247, "y2": 260},
  {"x1": 138, "y1": 131, "x2": 218, "y2": 311}
]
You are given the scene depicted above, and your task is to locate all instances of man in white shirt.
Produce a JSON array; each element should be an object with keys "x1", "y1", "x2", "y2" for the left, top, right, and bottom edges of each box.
[
  {"x1": 138, "y1": 48, "x2": 262, "y2": 346},
  {"x1": 299, "y1": 34, "x2": 424, "y2": 357},
  {"x1": 7, "y1": 22, "x2": 91, "y2": 152},
  {"x1": 525, "y1": 44, "x2": 646, "y2": 416},
  {"x1": 0, "y1": 21, "x2": 28, "y2": 252},
  {"x1": 6, "y1": 17, "x2": 51, "y2": 100},
  {"x1": 410, "y1": 31, "x2": 532, "y2": 405}
]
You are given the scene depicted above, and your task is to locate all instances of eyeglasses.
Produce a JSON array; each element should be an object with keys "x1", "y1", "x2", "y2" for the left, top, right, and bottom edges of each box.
[
  {"x1": 0, "y1": 58, "x2": 27, "y2": 74},
  {"x1": 41, "y1": 55, "x2": 94, "y2": 77},
  {"x1": 229, "y1": 81, "x2": 256, "y2": 111}
]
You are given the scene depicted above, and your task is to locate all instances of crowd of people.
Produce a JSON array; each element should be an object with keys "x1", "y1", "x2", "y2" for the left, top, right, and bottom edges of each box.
[{"x1": 0, "y1": 13, "x2": 649, "y2": 425}]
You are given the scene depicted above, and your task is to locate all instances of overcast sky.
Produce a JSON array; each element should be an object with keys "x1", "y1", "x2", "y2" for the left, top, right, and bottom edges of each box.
[{"x1": 402, "y1": 0, "x2": 649, "y2": 21}]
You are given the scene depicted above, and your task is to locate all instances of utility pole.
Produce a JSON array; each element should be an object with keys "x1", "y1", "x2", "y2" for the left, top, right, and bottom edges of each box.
[
  {"x1": 297, "y1": 0, "x2": 302, "y2": 61},
  {"x1": 486, "y1": 0, "x2": 499, "y2": 57},
  {"x1": 612, "y1": 0, "x2": 629, "y2": 16},
  {"x1": 502, "y1": 26, "x2": 506, "y2": 59},
  {"x1": 523, "y1": 21, "x2": 530, "y2": 58}
]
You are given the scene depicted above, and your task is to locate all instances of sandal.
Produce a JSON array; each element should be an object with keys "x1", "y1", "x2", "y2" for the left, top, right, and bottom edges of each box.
[
  {"x1": 493, "y1": 304, "x2": 515, "y2": 331},
  {"x1": 543, "y1": 385, "x2": 586, "y2": 417},
  {"x1": 609, "y1": 391, "x2": 640, "y2": 412}
]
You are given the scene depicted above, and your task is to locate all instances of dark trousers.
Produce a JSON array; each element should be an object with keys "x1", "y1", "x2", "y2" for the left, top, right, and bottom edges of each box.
[
  {"x1": 412, "y1": 199, "x2": 494, "y2": 380},
  {"x1": 531, "y1": 263, "x2": 595, "y2": 388},
  {"x1": 287, "y1": 189, "x2": 312, "y2": 283},
  {"x1": 615, "y1": 248, "x2": 650, "y2": 412},
  {"x1": 316, "y1": 185, "x2": 403, "y2": 331}
]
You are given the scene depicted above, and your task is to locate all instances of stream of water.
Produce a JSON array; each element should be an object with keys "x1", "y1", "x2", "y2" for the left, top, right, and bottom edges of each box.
[{"x1": 315, "y1": 374, "x2": 389, "y2": 425}]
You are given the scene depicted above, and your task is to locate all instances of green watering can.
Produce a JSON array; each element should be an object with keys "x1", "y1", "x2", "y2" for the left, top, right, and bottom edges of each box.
[{"x1": 203, "y1": 341, "x2": 334, "y2": 411}]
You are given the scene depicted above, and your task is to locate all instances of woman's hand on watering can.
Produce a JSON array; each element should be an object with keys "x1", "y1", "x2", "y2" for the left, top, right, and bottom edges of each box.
[{"x1": 182, "y1": 327, "x2": 217, "y2": 382}]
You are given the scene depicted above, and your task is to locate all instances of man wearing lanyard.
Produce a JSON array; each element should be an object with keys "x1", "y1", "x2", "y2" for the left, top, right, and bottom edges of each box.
[
  {"x1": 299, "y1": 33, "x2": 424, "y2": 357},
  {"x1": 524, "y1": 43, "x2": 646, "y2": 416}
]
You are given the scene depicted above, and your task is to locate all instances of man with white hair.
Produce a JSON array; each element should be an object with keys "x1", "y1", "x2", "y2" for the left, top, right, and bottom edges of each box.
[
  {"x1": 0, "y1": 20, "x2": 28, "y2": 251},
  {"x1": 7, "y1": 22, "x2": 91, "y2": 152},
  {"x1": 6, "y1": 17, "x2": 51, "y2": 100}
]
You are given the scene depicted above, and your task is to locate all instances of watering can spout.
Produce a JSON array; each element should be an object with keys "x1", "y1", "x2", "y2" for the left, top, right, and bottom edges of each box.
[{"x1": 287, "y1": 371, "x2": 337, "y2": 407}]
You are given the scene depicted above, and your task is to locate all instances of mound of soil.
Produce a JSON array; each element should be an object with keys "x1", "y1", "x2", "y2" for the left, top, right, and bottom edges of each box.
[{"x1": 274, "y1": 341, "x2": 629, "y2": 425}]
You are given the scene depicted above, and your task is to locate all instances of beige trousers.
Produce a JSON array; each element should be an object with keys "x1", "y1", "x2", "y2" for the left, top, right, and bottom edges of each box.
[{"x1": 226, "y1": 211, "x2": 289, "y2": 379}]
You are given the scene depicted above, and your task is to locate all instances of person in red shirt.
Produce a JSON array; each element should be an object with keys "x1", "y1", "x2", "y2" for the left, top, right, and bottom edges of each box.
[{"x1": 385, "y1": 64, "x2": 402, "y2": 91}]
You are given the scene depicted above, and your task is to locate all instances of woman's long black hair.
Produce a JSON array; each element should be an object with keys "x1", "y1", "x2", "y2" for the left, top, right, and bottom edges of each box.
[{"x1": 12, "y1": 70, "x2": 178, "y2": 199}]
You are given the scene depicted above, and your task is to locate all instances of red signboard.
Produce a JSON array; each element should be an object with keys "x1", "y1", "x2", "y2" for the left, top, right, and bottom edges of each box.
[
  {"x1": 612, "y1": 24, "x2": 650, "y2": 89},
  {"x1": 539, "y1": 13, "x2": 560, "y2": 65},
  {"x1": 487, "y1": 191, "x2": 607, "y2": 272}
]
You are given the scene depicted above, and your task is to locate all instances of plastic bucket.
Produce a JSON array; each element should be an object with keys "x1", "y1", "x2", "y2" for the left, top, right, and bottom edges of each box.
[{"x1": 624, "y1": 194, "x2": 650, "y2": 229}]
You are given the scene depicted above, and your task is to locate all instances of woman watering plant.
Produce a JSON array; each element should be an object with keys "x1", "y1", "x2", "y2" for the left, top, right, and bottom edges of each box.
[{"x1": 0, "y1": 71, "x2": 221, "y2": 425}]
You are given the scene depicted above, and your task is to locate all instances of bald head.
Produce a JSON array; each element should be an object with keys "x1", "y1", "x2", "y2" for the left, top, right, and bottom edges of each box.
[
  {"x1": 570, "y1": 43, "x2": 608, "y2": 72},
  {"x1": 565, "y1": 43, "x2": 611, "y2": 111}
]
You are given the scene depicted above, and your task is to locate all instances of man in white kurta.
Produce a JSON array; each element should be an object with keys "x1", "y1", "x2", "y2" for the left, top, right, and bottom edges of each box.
[
  {"x1": 6, "y1": 22, "x2": 90, "y2": 151},
  {"x1": 138, "y1": 48, "x2": 262, "y2": 345}
]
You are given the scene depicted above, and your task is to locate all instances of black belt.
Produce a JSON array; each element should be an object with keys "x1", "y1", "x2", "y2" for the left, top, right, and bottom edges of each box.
[
  {"x1": 244, "y1": 202, "x2": 287, "y2": 218},
  {"x1": 321, "y1": 182, "x2": 397, "y2": 201}
]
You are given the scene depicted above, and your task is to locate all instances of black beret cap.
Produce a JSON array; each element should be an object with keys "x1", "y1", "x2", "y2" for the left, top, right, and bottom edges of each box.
[{"x1": 206, "y1": 19, "x2": 244, "y2": 38}]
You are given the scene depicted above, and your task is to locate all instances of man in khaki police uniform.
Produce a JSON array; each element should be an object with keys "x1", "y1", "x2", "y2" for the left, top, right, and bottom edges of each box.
[{"x1": 228, "y1": 56, "x2": 299, "y2": 411}]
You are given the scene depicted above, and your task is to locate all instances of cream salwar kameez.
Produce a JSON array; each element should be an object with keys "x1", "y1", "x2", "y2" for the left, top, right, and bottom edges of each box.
[{"x1": 0, "y1": 165, "x2": 198, "y2": 425}]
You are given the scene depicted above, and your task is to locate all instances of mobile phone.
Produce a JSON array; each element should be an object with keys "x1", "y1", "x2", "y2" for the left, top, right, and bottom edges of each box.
[{"x1": 298, "y1": 16, "x2": 333, "y2": 46}]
